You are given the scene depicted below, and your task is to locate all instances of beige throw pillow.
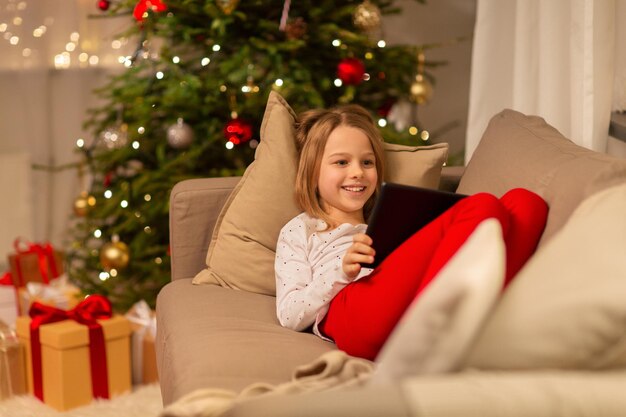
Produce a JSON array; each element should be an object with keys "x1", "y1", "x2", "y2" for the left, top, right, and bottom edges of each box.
[
  {"x1": 465, "y1": 183, "x2": 626, "y2": 370},
  {"x1": 372, "y1": 219, "x2": 505, "y2": 383},
  {"x1": 193, "y1": 91, "x2": 449, "y2": 295},
  {"x1": 457, "y1": 109, "x2": 626, "y2": 247}
]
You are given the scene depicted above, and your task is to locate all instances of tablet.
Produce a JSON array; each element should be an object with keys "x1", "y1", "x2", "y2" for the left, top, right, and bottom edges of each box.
[{"x1": 365, "y1": 182, "x2": 467, "y2": 268}]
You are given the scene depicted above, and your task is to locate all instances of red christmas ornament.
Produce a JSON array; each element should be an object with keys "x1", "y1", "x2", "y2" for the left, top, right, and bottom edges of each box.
[
  {"x1": 377, "y1": 99, "x2": 395, "y2": 118},
  {"x1": 97, "y1": 0, "x2": 111, "y2": 11},
  {"x1": 133, "y1": 0, "x2": 167, "y2": 22},
  {"x1": 223, "y1": 118, "x2": 253, "y2": 145},
  {"x1": 103, "y1": 171, "x2": 114, "y2": 187},
  {"x1": 337, "y1": 58, "x2": 366, "y2": 85}
]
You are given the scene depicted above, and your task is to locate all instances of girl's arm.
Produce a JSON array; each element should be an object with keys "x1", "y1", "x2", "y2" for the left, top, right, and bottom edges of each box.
[
  {"x1": 275, "y1": 221, "x2": 352, "y2": 332},
  {"x1": 342, "y1": 233, "x2": 375, "y2": 278}
]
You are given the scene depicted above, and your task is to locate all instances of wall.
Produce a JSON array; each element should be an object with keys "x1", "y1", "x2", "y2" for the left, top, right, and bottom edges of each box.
[
  {"x1": 383, "y1": 0, "x2": 477, "y2": 163},
  {"x1": 0, "y1": 0, "x2": 123, "y2": 269}
]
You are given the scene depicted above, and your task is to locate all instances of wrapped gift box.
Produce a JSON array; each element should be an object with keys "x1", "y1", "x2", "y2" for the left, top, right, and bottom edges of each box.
[
  {"x1": 17, "y1": 276, "x2": 81, "y2": 316},
  {"x1": 0, "y1": 320, "x2": 27, "y2": 400},
  {"x1": 126, "y1": 300, "x2": 158, "y2": 385},
  {"x1": 16, "y1": 315, "x2": 131, "y2": 411},
  {"x1": 141, "y1": 331, "x2": 158, "y2": 384},
  {"x1": 0, "y1": 284, "x2": 17, "y2": 326},
  {"x1": 8, "y1": 243, "x2": 64, "y2": 288}
]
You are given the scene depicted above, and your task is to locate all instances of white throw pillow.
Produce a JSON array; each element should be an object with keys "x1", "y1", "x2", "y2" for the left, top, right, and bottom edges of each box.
[
  {"x1": 465, "y1": 183, "x2": 626, "y2": 370},
  {"x1": 371, "y1": 218, "x2": 505, "y2": 384}
]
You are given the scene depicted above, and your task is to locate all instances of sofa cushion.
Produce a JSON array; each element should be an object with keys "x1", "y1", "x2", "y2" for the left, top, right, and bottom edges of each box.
[
  {"x1": 464, "y1": 183, "x2": 626, "y2": 370},
  {"x1": 372, "y1": 219, "x2": 505, "y2": 383},
  {"x1": 156, "y1": 279, "x2": 336, "y2": 405},
  {"x1": 457, "y1": 109, "x2": 626, "y2": 246},
  {"x1": 194, "y1": 91, "x2": 449, "y2": 295},
  {"x1": 227, "y1": 370, "x2": 626, "y2": 417}
]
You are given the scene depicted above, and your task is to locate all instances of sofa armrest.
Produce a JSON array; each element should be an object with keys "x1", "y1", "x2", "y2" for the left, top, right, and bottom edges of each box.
[{"x1": 169, "y1": 176, "x2": 241, "y2": 281}]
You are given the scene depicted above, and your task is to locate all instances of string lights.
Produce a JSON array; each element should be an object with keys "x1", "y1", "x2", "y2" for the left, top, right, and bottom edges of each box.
[{"x1": 0, "y1": 0, "x2": 136, "y2": 70}]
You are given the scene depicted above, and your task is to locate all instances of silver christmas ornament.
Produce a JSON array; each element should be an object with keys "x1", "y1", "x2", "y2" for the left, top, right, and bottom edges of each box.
[
  {"x1": 353, "y1": 0, "x2": 382, "y2": 32},
  {"x1": 387, "y1": 100, "x2": 414, "y2": 131},
  {"x1": 116, "y1": 159, "x2": 145, "y2": 178},
  {"x1": 167, "y1": 118, "x2": 194, "y2": 149}
]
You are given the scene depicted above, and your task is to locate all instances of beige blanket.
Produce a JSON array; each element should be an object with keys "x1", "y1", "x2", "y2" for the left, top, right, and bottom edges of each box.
[{"x1": 160, "y1": 351, "x2": 374, "y2": 417}]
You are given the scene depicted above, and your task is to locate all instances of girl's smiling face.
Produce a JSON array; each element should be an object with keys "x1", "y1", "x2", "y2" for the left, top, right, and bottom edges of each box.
[{"x1": 317, "y1": 125, "x2": 378, "y2": 226}]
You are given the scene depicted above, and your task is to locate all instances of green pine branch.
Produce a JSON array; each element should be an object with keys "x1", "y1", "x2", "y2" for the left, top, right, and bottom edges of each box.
[{"x1": 68, "y1": 0, "x2": 461, "y2": 312}]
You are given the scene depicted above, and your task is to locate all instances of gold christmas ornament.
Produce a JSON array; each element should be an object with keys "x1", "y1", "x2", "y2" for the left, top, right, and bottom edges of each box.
[
  {"x1": 353, "y1": 0, "x2": 382, "y2": 32},
  {"x1": 100, "y1": 241, "x2": 130, "y2": 271},
  {"x1": 216, "y1": 0, "x2": 239, "y2": 14},
  {"x1": 73, "y1": 191, "x2": 96, "y2": 217},
  {"x1": 409, "y1": 74, "x2": 434, "y2": 105}
]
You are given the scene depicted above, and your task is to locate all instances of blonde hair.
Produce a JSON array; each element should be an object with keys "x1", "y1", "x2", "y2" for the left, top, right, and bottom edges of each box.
[{"x1": 294, "y1": 104, "x2": 385, "y2": 226}]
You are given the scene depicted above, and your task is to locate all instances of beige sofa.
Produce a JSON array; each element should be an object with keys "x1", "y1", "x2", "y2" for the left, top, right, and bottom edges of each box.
[{"x1": 156, "y1": 105, "x2": 626, "y2": 416}]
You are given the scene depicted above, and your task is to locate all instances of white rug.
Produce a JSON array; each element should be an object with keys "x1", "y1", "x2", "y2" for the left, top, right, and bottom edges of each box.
[{"x1": 0, "y1": 384, "x2": 163, "y2": 417}]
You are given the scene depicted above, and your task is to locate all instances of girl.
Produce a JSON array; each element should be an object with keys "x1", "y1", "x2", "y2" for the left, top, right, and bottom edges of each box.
[{"x1": 275, "y1": 104, "x2": 548, "y2": 361}]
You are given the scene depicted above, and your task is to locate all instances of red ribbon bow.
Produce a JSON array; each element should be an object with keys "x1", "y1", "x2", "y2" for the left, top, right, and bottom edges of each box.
[
  {"x1": 0, "y1": 271, "x2": 12, "y2": 285},
  {"x1": 12, "y1": 238, "x2": 60, "y2": 287},
  {"x1": 29, "y1": 294, "x2": 113, "y2": 401}
]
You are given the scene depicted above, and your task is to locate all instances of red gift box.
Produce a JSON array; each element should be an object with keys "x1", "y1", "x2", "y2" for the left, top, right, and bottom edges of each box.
[{"x1": 7, "y1": 239, "x2": 64, "y2": 289}]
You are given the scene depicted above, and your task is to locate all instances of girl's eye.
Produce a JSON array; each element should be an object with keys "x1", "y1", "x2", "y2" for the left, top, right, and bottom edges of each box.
[
  {"x1": 363, "y1": 159, "x2": 375, "y2": 166},
  {"x1": 335, "y1": 160, "x2": 348, "y2": 166}
]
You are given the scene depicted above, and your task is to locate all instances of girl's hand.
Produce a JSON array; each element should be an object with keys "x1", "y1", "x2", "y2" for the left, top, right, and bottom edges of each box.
[{"x1": 342, "y1": 233, "x2": 375, "y2": 280}]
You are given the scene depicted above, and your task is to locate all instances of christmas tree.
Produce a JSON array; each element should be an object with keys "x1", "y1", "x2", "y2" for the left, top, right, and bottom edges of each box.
[{"x1": 69, "y1": 0, "x2": 439, "y2": 312}]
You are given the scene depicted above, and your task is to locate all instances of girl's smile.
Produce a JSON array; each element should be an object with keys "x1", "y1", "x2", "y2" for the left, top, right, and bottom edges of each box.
[
  {"x1": 342, "y1": 185, "x2": 366, "y2": 192},
  {"x1": 317, "y1": 125, "x2": 378, "y2": 226}
]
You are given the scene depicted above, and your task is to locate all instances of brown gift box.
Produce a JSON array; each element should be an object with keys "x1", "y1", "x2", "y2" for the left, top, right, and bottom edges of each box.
[
  {"x1": 8, "y1": 249, "x2": 64, "y2": 288},
  {"x1": 128, "y1": 321, "x2": 159, "y2": 384},
  {"x1": 15, "y1": 315, "x2": 132, "y2": 411},
  {"x1": 126, "y1": 300, "x2": 158, "y2": 385},
  {"x1": 142, "y1": 331, "x2": 158, "y2": 384},
  {"x1": 0, "y1": 321, "x2": 27, "y2": 400}
]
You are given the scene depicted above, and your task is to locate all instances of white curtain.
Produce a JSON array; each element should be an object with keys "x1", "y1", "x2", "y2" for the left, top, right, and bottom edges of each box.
[
  {"x1": 466, "y1": 0, "x2": 624, "y2": 164},
  {"x1": 0, "y1": 0, "x2": 128, "y2": 266}
]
